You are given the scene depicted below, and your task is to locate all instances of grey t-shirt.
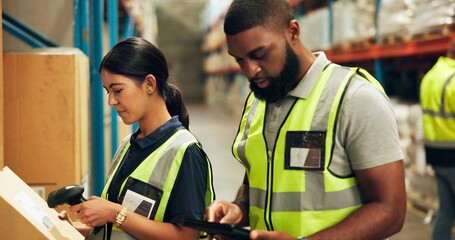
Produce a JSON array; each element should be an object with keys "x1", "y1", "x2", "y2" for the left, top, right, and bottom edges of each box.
[{"x1": 265, "y1": 52, "x2": 403, "y2": 177}]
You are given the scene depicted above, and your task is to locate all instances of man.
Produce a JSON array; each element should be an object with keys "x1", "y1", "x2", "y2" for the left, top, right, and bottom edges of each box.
[
  {"x1": 205, "y1": 0, "x2": 406, "y2": 240},
  {"x1": 420, "y1": 41, "x2": 455, "y2": 240}
]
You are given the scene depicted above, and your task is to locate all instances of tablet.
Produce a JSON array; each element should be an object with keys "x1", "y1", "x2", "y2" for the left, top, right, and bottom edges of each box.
[{"x1": 182, "y1": 218, "x2": 250, "y2": 240}]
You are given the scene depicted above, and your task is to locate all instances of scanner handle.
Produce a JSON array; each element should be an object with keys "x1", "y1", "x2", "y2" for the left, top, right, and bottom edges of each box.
[{"x1": 67, "y1": 196, "x2": 87, "y2": 206}]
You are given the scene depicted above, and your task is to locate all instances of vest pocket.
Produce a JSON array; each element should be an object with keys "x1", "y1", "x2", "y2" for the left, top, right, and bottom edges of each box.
[
  {"x1": 285, "y1": 131, "x2": 326, "y2": 171},
  {"x1": 119, "y1": 177, "x2": 163, "y2": 219}
]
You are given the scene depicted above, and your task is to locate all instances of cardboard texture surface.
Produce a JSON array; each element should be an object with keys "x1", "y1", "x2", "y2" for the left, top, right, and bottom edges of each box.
[
  {"x1": 0, "y1": 166, "x2": 84, "y2": 240},
  {"x1": 3, "y1": 49, "x2": 90, "y2": 193}
]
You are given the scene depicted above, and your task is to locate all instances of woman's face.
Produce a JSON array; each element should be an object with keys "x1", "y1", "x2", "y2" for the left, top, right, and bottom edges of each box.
[{"x1": 101, "y1": 69, "x2": 151, "y2": 125}]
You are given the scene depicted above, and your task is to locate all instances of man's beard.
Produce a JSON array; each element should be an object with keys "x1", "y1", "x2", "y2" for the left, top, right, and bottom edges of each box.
[{"x1": 250, "y1": 43, "x2": 300, "y2": 103}]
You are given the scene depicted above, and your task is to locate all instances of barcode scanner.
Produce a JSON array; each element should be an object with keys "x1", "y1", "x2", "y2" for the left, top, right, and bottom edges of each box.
[{"x1": 47, "y1": 185, "x2": 87, "y2": 208}]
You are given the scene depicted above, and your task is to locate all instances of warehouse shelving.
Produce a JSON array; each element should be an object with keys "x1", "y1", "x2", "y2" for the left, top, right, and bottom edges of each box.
[
  {"x1": 201, "y1": 0, "x2": 454, "y2": 90},
  {"x1": 327, "y1": 33, "x2": 455, "y2": 63}
]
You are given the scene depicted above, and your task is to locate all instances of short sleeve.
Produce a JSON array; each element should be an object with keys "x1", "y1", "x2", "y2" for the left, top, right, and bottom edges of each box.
[
  {"x1": 163, "y1": 144, "x2": 209, "y2": 223},
  {"x1": 329, "y1": 77, "x2": 404, "y2": 175}
]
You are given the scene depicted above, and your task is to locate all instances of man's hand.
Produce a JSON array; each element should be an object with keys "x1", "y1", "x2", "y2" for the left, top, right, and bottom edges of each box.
[
  {"x1": 250, "y1": 230, "x2": 296, "y2": 240},
  {"x1": 205, "y1": 200, "x2": 245, "y2": 240},
  {"x1": 205, "y1": 200, "x2": 243, "y2": 224}
]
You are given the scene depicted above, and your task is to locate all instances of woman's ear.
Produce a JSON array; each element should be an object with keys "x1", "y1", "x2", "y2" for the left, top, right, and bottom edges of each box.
[{"x1": 144, "y1": 74, "x2": 157, "y2": 95}]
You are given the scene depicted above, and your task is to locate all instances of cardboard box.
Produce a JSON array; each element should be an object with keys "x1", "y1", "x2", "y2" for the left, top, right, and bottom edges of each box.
[
  {"x1": 0, "y1": 166, "x2": 84, "y2": 240},
  {"x1": 3, "y1": 48, "x2": 89, "y2": 191}
]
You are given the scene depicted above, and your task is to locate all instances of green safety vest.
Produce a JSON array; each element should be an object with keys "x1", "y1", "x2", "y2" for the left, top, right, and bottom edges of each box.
[
  {"x1": 420, "y1": 56, "x2": 455, "y2": 148},
  {"x1": 232, "y1": 64, "x2": 384, "y2": 237},
  {"x1": 89, "y1": 129, "x2": 215, "y2": 240}
]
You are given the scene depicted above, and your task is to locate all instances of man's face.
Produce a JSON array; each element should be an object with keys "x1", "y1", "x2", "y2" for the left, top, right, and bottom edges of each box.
[{"x1": 227, "y1": 26, "x2": 301, "y2": 103}]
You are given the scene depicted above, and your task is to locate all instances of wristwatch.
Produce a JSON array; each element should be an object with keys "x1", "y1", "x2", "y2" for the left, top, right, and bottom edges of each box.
[{"x1": 115, "y1": 207, "x2": 128, "y2": 228}]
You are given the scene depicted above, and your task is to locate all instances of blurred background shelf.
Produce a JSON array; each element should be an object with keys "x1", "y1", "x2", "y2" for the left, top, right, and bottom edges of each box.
[{"x1": 327, "y1": 33, "x2": 455, "y2": 62}]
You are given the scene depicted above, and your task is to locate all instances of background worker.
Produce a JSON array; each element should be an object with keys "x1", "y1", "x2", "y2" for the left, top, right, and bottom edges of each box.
[
  {"x1": 60, "y1": 37, "x2": 215, "y2": 240},
  {"x1": 205, "y1": 0, "x2": 406, "y2": 239},
  {"x1": 420, "y1": 40, "x2": 455, "y2": 240}
]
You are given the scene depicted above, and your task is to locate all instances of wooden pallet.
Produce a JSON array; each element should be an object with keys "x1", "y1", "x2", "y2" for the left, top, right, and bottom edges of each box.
[
  {"x1": 331, "y1": 42, "x2": 351, "y2": 52},
  {"x1": 412, "y1": 24, "x2": 455, "y2": 41},
  {"x1": 379, "y1": 34, "x2": 411, "y2": 45},
  {"x1": 349, "y1": 38, "x2": 374, "y2": 51},
  {"x1": 330, "y1": 38, "x2": 374, "y2": 52}
]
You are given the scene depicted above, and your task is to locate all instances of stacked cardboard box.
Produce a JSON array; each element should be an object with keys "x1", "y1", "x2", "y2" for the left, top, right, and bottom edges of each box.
[{"x1": 3, "y1": 48, "x2": 90, "y2": 203}]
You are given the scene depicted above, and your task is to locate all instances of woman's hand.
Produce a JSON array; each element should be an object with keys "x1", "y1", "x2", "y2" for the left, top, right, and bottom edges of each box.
[
  {"x1": 58, "y1": 210, "x2": 92, "y2": 237},
  {"x1": 58, "y1": 210, "x2": 74, "y2": 225},
  {"x1": 69, "y1": 196, "x2": 122, "y2": 227}
]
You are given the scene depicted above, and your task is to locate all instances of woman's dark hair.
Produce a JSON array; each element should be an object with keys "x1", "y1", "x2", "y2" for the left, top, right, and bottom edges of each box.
[
  {"x1": 99, "y1": 37, "x2": 189, "y2": 129},
  {"x1": 224, "y1": 0, "x2": 293, "y2": 36}
]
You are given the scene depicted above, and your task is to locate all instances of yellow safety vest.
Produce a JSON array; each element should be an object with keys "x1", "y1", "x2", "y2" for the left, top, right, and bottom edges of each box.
[
  {"x1": 420, "y1": 56, "x2": 455, "y2": 148},
  {"x1": 232, "y1": 64, "x2": 384, "y2": 237},
  {"x1": 89, "y1": 129, "x2": 215, "y2": 240}
]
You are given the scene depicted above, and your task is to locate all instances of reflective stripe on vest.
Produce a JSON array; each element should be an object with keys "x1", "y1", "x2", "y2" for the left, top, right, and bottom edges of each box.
[
  {"x1": 91, "y1": 129, "x2": 214, "y2": 240},
  {"x1": 421, "y1": 57, "x2": 455, "y2": 148},
  {"x1": 232, "y1": 64, "x2": 384, "y2": 237}
]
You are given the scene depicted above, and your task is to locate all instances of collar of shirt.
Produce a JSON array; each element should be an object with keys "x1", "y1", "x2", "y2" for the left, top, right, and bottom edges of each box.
[
  {"x1": 288, "y1": 51, "x2": 331, "y2": 99},
  {"x1": 131, "y1": 116, "x2": 183, "y2": 149}
]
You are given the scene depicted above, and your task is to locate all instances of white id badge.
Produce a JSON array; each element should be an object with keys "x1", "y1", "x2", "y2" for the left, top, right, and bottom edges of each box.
[
  {"x1": 285, "y1": 131, "x2": 326, "y2": 170},
  {"x1": 122, "y1": 189, "x2": 156, "y2": 219}
]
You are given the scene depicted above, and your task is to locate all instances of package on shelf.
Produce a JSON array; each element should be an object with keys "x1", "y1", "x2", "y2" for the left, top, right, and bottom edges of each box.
[
  {"x1": 298, "y1": 7, "x2": 330, "y2": 51},
  {"x1": 390, "y1": 98, "x2": 413, "y2": 165},
  {"x1": 390, "y1": 98, "x2": 437, "y2": 213},
  {"x1": 378, "y1": 0, "x2": 413, "y2": 38},
  {"x1": 408, "y1": 0, "x2": 455, "y2": 37},
  {"x1": 408, "y1": 103, "x2": 425, "y2": 143},
  {"x1": 390, "y1": 98, "x2": 426, "y2": 169},
  {"x1": 355, "y1": 0, "x2": 376, "y2": 41},
  {"x1": 332, "y1": 0, "x2": 358, "y2": 45}
]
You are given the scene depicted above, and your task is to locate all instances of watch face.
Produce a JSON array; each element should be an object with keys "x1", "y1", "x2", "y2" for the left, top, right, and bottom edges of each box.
[{"x1": 116, "y1": 208, "x2": 127, "y2": 227}]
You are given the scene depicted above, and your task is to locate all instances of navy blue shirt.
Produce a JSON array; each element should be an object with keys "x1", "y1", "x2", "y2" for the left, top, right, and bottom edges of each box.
[{"x1": 107, "y1": 116, "x2": 209, "y2": 223}]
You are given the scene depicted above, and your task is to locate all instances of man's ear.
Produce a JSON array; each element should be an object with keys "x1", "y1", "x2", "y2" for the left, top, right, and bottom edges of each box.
[
  {"x1": 144, "y1": 74, "x2": 157, "y2": 95},
  {"x1": 287, "y1": 20, "x2": 300, "y2": 42}
]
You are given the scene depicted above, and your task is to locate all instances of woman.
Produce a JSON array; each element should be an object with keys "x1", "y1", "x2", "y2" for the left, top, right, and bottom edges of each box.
[{"x1": 61, "y1": 37, "x2": 215, "y2": 240}]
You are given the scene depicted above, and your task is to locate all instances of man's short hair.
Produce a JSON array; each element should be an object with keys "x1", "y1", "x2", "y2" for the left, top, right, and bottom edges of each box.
[{"x1": 224, "y1": 0, "x2": 294, "y2": 36}]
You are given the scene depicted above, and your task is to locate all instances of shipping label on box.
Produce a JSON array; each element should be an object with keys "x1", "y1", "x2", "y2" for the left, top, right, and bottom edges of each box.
[{"x1": 0, "y1": 166, "x2": 84, "y2": 240}]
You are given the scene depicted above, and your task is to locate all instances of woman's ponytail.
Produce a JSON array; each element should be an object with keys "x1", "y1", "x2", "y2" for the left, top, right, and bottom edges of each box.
[{"x1": 165, "y1": 83, "x2": 189, "y2": 129}]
